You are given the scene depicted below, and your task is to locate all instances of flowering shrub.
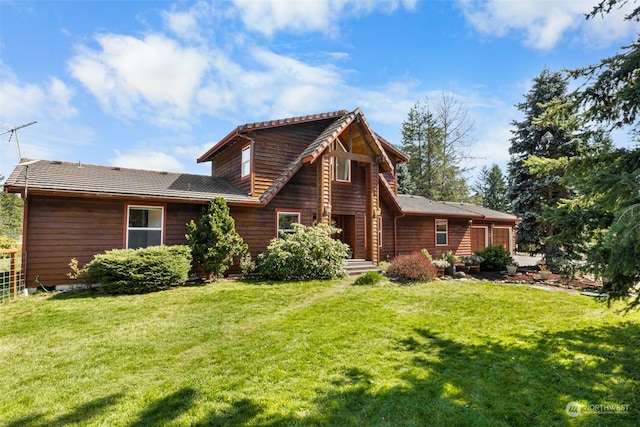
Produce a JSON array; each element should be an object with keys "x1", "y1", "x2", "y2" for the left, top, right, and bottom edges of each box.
[
  {"x1": 387, "y1": 252, "x2": 438, "y2": 283},
  {"x1": 257, "y1": 223, "x2": 349, "y2": 280}
]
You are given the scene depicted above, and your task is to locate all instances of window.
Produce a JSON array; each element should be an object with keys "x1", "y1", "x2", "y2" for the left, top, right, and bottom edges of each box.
[
  {"x1": 435, "y1": 219, "x2": 448, "y2": 246},
  {"x1": 378, "y1": 216, "x2": 383, "y2": 248},
  {"x1": 331, "y1": 140, "x2": 351, "y2": 182},
  {"x1": 277, "y1": 211, "x2": 300, "y2": 236},
  {"x1": 127, "y1": 206, "x2": 164, "y2": 249},
  {"x1": 241, "y1": 144, "x2": 251, "y2": 178}
]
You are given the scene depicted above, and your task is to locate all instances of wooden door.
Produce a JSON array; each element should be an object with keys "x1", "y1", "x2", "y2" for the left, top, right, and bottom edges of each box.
[
  {"x1": 471, "y1": 227, "x2": 487, "y2": 253},
  {"x1": 493, "y1": 227, "x2": 512, "y2": 253}
]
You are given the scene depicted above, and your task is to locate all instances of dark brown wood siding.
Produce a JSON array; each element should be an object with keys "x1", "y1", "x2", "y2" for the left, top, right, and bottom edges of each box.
[
  {"x1": 210, "y1": 143, "x2": 251, "y2": 193},
  {"x1": 23, "y1": 196, "x2": 205, "y2": 286},
  {"x1": 395, "y1": 216, "x2": 472, "y2": 258}
]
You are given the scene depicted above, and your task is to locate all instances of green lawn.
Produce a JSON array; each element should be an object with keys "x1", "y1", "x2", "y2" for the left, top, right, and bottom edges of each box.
[{"x1": 1, "y1": 280, "x2": 638, "y2": 426}]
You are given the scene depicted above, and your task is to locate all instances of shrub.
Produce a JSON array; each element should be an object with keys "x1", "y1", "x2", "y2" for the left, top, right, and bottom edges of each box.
[
  {"x1": 186, "y1": 197, "x2": 247, "y2": 280},
  {"x1": 476, "y1": 245, "x2": 514, "y2": 271},
  {"x1": 387, "y1": 252, "x2": 437, "y2": 283},
  {"x1": 0, "y1": 235, "x2": 17, "y2": 249},
  {"x1": 240, "y1": 252, "x2": 257, "y2": 278},
  {"x1": 353, "y1": 271, "x2": 385, "y2": 286},
  {"x1": 87, "y1": 245, "x2": 192, "y2": 294},
  {"x1": 67, "y1": 258, "x2": 97, "y2": 288},
  {"x1": 257, "y1": 223, "x2": 348, "y2": 280}
]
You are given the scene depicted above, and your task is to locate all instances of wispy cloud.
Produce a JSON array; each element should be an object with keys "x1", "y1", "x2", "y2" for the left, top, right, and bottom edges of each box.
[{"x1": 456, "y1": 0, "x2": 636, "y2": 50}]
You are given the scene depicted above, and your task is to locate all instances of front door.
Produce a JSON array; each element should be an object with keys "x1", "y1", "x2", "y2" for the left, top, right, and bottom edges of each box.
[{"x1": 332, "y1": 215, "x2": 356, "y2": 256}]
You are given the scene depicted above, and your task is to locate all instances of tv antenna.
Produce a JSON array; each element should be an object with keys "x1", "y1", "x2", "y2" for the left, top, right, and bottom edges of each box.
[{"x1": 1, "y1": 121, "x2": 37, "y2": 160}]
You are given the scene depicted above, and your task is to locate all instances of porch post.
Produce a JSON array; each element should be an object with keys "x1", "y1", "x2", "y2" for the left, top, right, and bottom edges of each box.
[
  {"x1": 367, "y1": 162, "x2": 380, "y2": 264},
  {"x1": 316, "y1": 155, "x2": 331, "y2": 224}
]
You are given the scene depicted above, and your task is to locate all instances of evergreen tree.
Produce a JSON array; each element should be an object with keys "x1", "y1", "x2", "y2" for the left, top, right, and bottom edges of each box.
[
  {"x1": 401, "y1": 95, "x2": 473, "y2": 201},
  {"x1": 401, "y1": 100, "x2": 444, "y2": 199},
  {"x1": 507, "y1": 69, "x2": 582, "y2": 266},
  {"x1": 186, "y1": 197, "x2": 247, "y2": 280},
  {"x1": 473, "y1": 164, "x2": 510, "y2": 212},
  {"x1": 396, "y1": 162, "x2": 417, "y2": 195}
]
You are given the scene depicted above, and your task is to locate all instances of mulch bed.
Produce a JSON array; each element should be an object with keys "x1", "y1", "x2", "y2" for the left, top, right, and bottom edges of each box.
[{"x1": 455, "y1": 266, "x2": 604, "y2": 293}]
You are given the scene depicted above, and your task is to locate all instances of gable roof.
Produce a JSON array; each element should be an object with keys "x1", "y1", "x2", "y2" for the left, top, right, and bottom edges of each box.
[
  {"x1": 397, "y1": 194, "x2": 519, "y2": 221},
  {"x1": 4, "y1": 160, "x2": 258, "y2": 205},
  {"x1": 197, "y1": 110, "x2": 348, "y2": 163},
  {"x1": 258, "y1": 108, "x2": 395, "y2": 204}
]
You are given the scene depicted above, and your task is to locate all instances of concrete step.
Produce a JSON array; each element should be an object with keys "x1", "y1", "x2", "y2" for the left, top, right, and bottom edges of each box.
[{"x1": 343, "y1": 259, "x2": 381, "y2": 276}]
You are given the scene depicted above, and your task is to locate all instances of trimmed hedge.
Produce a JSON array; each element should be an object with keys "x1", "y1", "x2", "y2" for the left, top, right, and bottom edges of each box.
[{"x1": 88, "y1": 245, "x2": 192, "y2": 294}]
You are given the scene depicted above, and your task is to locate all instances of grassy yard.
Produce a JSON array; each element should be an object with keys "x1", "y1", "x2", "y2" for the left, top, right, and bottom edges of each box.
[{"x1": 1, "y1": 279, "x2": 638, "y2": 426}]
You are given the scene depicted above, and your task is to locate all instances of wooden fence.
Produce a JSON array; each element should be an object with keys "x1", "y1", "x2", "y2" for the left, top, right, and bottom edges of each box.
[{"x1": 0, "y1": 248, "x2": 23, "y2": 302}]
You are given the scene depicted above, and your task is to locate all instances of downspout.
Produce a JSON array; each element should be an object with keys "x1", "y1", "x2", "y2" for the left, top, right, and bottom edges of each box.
[{"x1": 393, "y1": 212, "x2": 405, "y2": 258}]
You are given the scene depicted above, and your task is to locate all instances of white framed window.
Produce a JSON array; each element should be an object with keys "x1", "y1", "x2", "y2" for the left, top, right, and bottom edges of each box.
[
  {"x1": 241, "y1": 144, "x2": 251, "y2": 178},
  {"x1": 277, "y1": 211, "x2": 300, "y2": 236},
  {"x1": 127, "y1": 205, "x2": 164, "y2": 249},
  {"x1": 331, "y1": 140, "x2": 351, "y2": 182},
  {"x1": 378, "y1": 215, "x2": 383, "y2": 248},
  {"x1": 435, "y1": 219, "x2": 448, "y2": 246}
]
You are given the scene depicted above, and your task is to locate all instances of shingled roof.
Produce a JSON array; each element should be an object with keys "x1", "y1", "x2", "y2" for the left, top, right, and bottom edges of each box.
[
  {"x1": 397, "y1": 194, "x2": 518, "y2": 221},
  {"x1": 4, "y1": 160, "x2": 258, "y2": 205}
]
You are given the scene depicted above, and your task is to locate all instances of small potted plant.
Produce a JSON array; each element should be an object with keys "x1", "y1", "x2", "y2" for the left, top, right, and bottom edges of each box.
[
  {"x1": 444, "y1": 251, "x2": 457, "y2": 276},
  {"x1": 539, "y1": 264, "x2": 551, "y2": 280},
  {"x1": 432, "y1": 259, "x2": 450, "y2": 277},
  {"x1": 506, "y1": 262, "x2": 518, "y2": 275},
  {"x1": 463, "y1": 254, "x2": 484, "y2": 273}
]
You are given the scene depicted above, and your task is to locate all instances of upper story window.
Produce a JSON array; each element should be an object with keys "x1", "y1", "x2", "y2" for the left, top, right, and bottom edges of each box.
[
  {"x1": 277, "y1": 211, "x2": 300, "y2": 236},
  {"x1": 241, "y1": 144, "x2": 251, "y2": 178},
  {"x1": 331, "y1": 140, "x2": 351, "y2": 182},
  {"x1": 435, "y1": 219, "x2": 448, "y2": 246},
  {"x1": 127, "y1": 205, "x2": 164, "y2": 249}
]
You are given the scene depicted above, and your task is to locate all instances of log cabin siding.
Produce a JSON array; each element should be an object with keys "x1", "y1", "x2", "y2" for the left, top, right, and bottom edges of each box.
[
  {"x1": 24, "y1": 196, "x2": 124, "y2": 286},
  {"x1": 210, "y1": 143, "x2": 251, "y2": 193},
  {"x1": 252, "y1": 119, "x2": 337, "y2": 196},
  {"x1": 396, "y1": 216, "x2": 472, "y2": 257}
]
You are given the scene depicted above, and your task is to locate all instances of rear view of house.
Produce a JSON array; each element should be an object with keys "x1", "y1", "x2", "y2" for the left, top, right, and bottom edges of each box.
[{"x1": 4, "y1": 108, "x2": 519, "y2": 286}]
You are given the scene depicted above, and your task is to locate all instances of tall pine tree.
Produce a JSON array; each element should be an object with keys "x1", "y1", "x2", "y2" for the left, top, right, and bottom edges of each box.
[
  {"x1": 473, "y1": 164, "x2": 510, "y2": 212},
  {"x1": 507, "y1": 69, "x2": 582, "y2": 266},
  {"x1": 401, "y1": 96, "x2": 472, "y2": 201}
]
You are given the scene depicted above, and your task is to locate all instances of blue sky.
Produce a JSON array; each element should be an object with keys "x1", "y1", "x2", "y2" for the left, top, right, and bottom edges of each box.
[{"x1": 1, "y1": 0, "x2": 637, "y2": 182}]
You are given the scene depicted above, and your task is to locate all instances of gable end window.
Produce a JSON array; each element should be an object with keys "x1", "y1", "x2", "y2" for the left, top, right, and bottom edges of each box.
[
  {"x1": 127, "y1": 205, "x2": 164, "y2": 249},
  {"x1": 277, "y1": 211, "x2": 300, "y2": 236},
  {"x1": 330, "y1": 140, "x2": 351, "y2": 182},
  {"x1": 435, "y1": 219, "x2": 448, "y2": 246},
  {"x1": 241, "y1": 144, "x2": 251, "y2": 178}
]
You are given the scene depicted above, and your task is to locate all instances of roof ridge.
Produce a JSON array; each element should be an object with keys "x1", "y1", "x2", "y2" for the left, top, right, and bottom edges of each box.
[{"x1": 239, "y1": 110, "x2": 349, "y2": 131}]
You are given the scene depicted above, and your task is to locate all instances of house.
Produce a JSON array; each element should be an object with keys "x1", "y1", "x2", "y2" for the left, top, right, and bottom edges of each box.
[{"x1": 4, "y1": 108, "x2": 519, "y2": 286}]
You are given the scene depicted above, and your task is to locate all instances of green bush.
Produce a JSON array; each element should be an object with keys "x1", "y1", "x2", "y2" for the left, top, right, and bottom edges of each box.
[
  {"x1": 87, "y1": 245, "x2": 192, "y2": 294},
  {"x1": 387, "y1": 252, "x2": 437, "y2": 283},
  {"x1": 186, "y1": 197, "x2": 247, "y2": 280},
  {"x1": 0, "y1": 235, "x2": 17, "y2": 249},
  {"x1": 257, "y1": 223, "x2": 348, "y2": 280},
  {"x1": 476, "y1": 245, "x2": 515, "y2": 272},
  {"x1": 353, "y1": 271, "x2": 385, "y2": 286}
]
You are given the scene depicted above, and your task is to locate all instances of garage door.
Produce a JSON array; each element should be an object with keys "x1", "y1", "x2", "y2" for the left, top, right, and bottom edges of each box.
[
  {"x1": 471, "y1": 227, "x2": 487, "y2": 253},
  {"x1": 493, "y1": 227, "x2": 512, "y2": 253}
]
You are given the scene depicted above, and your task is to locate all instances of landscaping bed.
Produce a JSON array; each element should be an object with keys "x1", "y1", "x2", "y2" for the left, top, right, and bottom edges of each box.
[{"x1": 465, "y1": 266, "x2": 603, "y2": 292}]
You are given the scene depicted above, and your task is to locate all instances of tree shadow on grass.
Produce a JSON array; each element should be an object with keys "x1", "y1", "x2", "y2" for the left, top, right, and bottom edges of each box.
[
  {"x1": 129, "y1": 388, "x2": 197, "y2": 427},
  {"x1": 254, "y1": 322, "x2": 640, "y2": 426},
  {"x1": 4, "y1": 393, "x2": 124, "y2": 427}
]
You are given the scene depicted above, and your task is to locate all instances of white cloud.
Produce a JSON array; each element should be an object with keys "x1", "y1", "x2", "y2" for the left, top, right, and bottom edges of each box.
[
  {"x1": 109, "y1": 149, "x2": 186, "y2": 172},
  {"x1": 230, "y1": 0, "x2": 417, "y2": 36},
  {"x1": 456, "y1": 0, "x2": 636, "y2": 50},
  {"x1": 68, "y1": 33, "x2": 210, "y2": 128},
  {"x1": 162, "y1": 1, "x2": 214, "y2": 42}
]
